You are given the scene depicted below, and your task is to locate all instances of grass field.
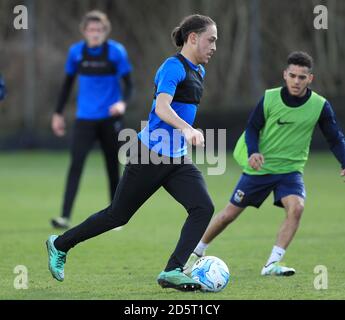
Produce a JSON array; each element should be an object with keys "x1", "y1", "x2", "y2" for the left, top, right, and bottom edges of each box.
[{"x1": 0, "y1": 151, "x2": 344, "y2": 300}]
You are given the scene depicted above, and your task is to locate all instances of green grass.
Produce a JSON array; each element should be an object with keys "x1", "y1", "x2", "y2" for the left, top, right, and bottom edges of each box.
[{"x1": 0, "y1": 151, "x2": 344, "y2": 299}]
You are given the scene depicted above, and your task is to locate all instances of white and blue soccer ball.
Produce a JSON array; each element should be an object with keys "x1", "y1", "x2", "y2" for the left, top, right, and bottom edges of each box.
[{"x1": 191, "y1": 256, "x2": 230, "y2": 292}]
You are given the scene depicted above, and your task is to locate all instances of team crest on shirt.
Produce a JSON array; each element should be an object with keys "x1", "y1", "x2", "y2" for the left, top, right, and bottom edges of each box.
[{"x1": 234, "y1": 189, "x2": 245, "y2": 203}]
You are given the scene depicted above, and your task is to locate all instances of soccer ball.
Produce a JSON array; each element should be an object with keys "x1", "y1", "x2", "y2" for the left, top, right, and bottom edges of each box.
[{"x1": 190, "y1": 256, "x2": 230, "y2": 292}]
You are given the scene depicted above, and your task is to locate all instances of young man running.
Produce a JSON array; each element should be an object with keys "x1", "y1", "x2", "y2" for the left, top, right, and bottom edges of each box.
[
  {"x1": 47, "y1": 14, "x2": 217, "y2": 291},
  {"x1": 186, "y1": 51, "x2": 345, "y2": 276}
]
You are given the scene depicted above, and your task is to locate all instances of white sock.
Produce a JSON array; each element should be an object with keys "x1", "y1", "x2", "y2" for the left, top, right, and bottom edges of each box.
[
  {"x1": 194, "y1": 241, "x2": 208, "y2": 256},
  {"x1": 265, "y1": 245, "x2": 285, "y2": 267}
]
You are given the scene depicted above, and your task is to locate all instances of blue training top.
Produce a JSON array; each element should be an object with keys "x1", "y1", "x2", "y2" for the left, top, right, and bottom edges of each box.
[
  {"x1": 65, "y1": 40, "x2": 132, "y2": 120},
  {"x1": 138, "y1": 55, "x2": 205, "y2": 158}
]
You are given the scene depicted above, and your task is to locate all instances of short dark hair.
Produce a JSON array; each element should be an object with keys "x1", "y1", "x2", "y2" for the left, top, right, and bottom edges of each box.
[
  {"x1": 171, "y1": 14, "x2": 216, "y2": 47},
  {"x1": 287, "y1": 51, "x2": 313, "y2": 70}
]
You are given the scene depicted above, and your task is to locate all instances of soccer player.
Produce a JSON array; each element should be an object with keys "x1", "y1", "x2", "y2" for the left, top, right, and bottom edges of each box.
[
  {"x1": 50, "y1": 11, "x2": 133, "y2": 229},
  {"x1": 185, "y1": 51, "x2": 345, "y2": 276},
  {"x1": 46, "y1": 14, "x2": 217, "y2": 291}
]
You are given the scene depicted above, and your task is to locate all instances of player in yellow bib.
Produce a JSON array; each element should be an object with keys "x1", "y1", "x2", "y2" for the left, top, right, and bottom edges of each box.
[{"x1": 185, "y1": 51, "x2": 345, "y2": 276}]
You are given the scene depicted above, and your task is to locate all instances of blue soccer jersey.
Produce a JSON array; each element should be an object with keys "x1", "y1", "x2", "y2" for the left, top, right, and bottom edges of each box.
[
  {"x1": 65, "y1": 40, "x2": 132, "y2": 120},
  {"x1": 138, "y1": 55, "x2": 205, "y2": 158}
]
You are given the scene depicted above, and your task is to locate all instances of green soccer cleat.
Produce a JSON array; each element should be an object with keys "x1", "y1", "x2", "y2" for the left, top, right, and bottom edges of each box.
[
  {"x1": 183, "y1": 252, "x2": 202, "y2": 276},
  {"x1": 46, "y1": 235, "x2": 67, "y2": 282},
  {"x1": 261, "y1": 262, "x2": 295, "y2": 276},
  {"x1": 157, "y1": 268, "x2": 201, "y2": 292}
]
